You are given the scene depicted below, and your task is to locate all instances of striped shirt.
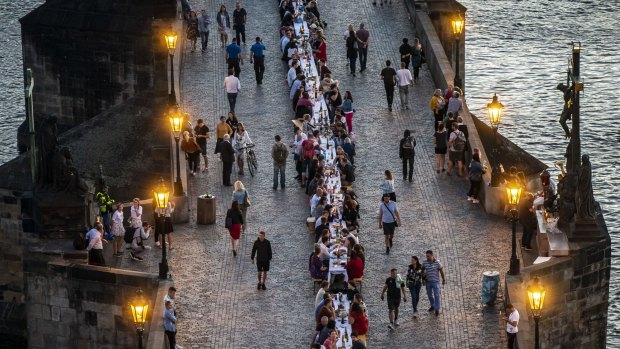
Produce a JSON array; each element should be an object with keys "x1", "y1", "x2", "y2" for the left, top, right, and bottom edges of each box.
[{"x1": 422, "y1": 259, "x2": 443, "y2": 284}]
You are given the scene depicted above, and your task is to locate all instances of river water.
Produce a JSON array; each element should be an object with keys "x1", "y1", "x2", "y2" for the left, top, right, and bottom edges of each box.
[{"x1": 1, "y1": 0, "x2": 618, "y2": 344}]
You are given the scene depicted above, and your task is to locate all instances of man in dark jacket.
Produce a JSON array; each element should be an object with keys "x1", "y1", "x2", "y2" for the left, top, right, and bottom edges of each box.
[
  {"x1": 220, "y1": 134, "x2": 235, "y2": 186},
  {"x1": 399, "y1": 129, "x2": 416, "y2": 182},
  {"x1": 251, "y1": 231, "x2": 273, "y2": 290}
]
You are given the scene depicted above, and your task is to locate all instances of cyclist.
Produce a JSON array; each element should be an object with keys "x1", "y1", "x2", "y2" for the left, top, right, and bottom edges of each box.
[{"x1": 232, "y1": 122, "x2": 253, "y2": 175}]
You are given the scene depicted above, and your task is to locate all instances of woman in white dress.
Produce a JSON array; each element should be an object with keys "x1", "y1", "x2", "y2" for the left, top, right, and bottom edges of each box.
[
  {"x1": 232, "y1": 122, "x2": 253, "y2": 175},
  {"x1": 130, "y1": 198, "x2": 143, "y2": 229},
  {"x1": 111, "y1": 203, "x2": 125, "y2": 257}
]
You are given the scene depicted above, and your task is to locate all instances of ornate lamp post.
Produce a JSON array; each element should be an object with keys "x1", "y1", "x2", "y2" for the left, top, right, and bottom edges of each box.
[
  {"x1": 506, "y1": 183, "x2": 522, "y2": 275},
  {"x1": 164, "y1": 32, "x2": 178, "y2": 106},
  {"x1": 451, "y1": 15, "x2": 464, "y2": 89},
  {"x1": 154, "y1": 178, "x2": 170, "y2": 279},
  {"x1": 487, "y1": 94, "x2": 504, "y2": 187},
  {"x1": 129, "y1": 288, "x2": 149, "y2": 349},
  {"x1": 527, "y1": 276, "x2": 546, "y2": 349},
  {"x1": 168, "y1": 110, "x2": 184, "y2": 196}
]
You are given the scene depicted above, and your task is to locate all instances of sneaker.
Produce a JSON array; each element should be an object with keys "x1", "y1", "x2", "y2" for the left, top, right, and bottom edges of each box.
[
  {"x1": 387, "y1": 323, "x2": 394, "y2": 330},
  {"x1": 394, "y1": 319, "x2": 399, "y2": 327},
  {"x1": 261, "y1": 283, "x2": 266, "y2": 290},
  {"x1": 156, "y1": 241, "x2": 161, "y2": 247},
  {"x1": 524, "y1": 246, "x2": 533, "y2": 251},
  {"x1": 233, "y1": 250, "x2": 237, "y2": 257},
  {"x1": 144, "y1": 245, "x2": 152, "y2": 250},
  {"x1": 130, "y1": 252, "x2": 140, "y2": 261},
  {"x1": 175, "y1": 345, "x2": 184, "y2": 349},
  {"x1": 435, "y1": 310, "x2": 440, "y2": 316},
  {"x1": 115, "y1": 253, "x2": 122, "y2": 258},
  {"x1": 386, "y1": 247, "x2": 390, "y2": 255},
  {"x1": 428, "y1": 307, "x2": 435, "y2": 312},
  {"x1": 413, "y1": 311, "x2": 418, "y2": 319},
  {"x1": 472, "y1": 199, "x2": 480, "y2": 204},
  {"x1": 467, "y1": 196, "x2": 473, "y2": 201},
  {"x1": 257, "y1": 283, "x2": 262, "y2": 290},
  {"x1": 388, "y1": 107, "x2": 392, "y2": 112}
]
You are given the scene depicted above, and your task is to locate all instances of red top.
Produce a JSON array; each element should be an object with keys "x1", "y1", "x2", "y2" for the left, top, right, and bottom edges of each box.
[
  {"x1": 350, "y1": 310, "x2": 368, "y2": 335},
  {"x1": 345, "y1": 257, "x2": 364, "y2": 279},
  {"x1": 315, "y1": 41, "x2": 327, "y2": 62}
]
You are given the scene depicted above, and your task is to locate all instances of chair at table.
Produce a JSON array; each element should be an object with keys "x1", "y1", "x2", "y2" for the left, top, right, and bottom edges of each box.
[
  {"x1": 313, "y1": 278, "x2": 324, "y2": 293},
  {"x1": 352, "y1": 276, "x2": 364, "y2": 294}
]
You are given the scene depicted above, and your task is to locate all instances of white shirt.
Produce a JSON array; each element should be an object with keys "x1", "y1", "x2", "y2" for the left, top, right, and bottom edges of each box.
[
  {"x1": 287, "y1": 66, "x2": 297, "y2": 87},
  {"x1": 232, "y1": 130, "x2": 252, "y2": 152},
  {"x1": 112, "y1": 210, "x2": 124, "y2": 225},
  {"x1": 280, "y1": 35, "x2": 290, "y2": 52},
  {"x1": 315, "y1": 288, "x2": 326, "y2": 308},
  {"x1": 294, "y1": 132, "x2": 308, "y2": 155},
  {"x1": 310, "y1": 194, "x2": 321, "y2": 215},
  {"x1": 319, "y1": 243, "x2": 330, "y2": 260},
  {"x1": 164, "y1": 294, "x2": 176, "y2": 311},
  {"x1": 130, "y1": 205, "x2": 143, "y2": 228},
  {"x1": 224, "y1": 75, "x2": 241, "y2": 93},
  {"x1": 396, "y1": 68, "x2": 413, "y2": 86},
  {"x1": 86, "y1": 229, "x2": 103, "y2": 251},
  {"x1": 156, "y1": 202, "x2": 174, "y2": 217},
  {"x1": 507, "y1": 309, "x2": 519, "y2": 333}
]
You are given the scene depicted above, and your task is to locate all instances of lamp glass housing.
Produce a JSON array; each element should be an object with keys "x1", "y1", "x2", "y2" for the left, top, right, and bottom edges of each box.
[
  {"x1": 153, "y1": 180, "x2": 170, "y2": 209},
  {"x1": 527, "y1": 276, "x2": 546, "y2": 317},
  {"x1": 164, "y1": 33, "x2": 178, "y2": 50},
  {"x1": 130, "y1": 290, "x2": 149, "y2": 331},
  {"x1": 168, "y1": 111, "x2": 184, "y2": 137},
  {"x1": 451, "y1": 17, "x2": 464, "y2": 36},
  {"x1": 487, "y1": 94, "x2": 504, "y2": 129},
  {"x1": 506, "y1": 185, "x2": 522, "y2": 206}
]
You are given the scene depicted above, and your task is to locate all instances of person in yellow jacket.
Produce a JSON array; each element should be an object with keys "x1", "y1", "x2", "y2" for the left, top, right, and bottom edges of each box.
[
  {"x1": 95, "y1": 187, "x2": 115, "y2": 233},
  {"x1": 429, "y1": 89, "x2": 445, "y2": 132}
]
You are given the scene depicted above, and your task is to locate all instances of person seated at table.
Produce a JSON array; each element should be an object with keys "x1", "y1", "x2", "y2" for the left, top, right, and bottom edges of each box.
[
  {"x1": 315, "y1": 293, "x2": 332, "y2": 320},
  {"x1": 306, "y1": 172, "x2": 321, "y2": 198},
  {"x1": 344, "y1": 236, "x2": 358, "y2": 254},
  {"x1": 296, "y1": 93, "x2": 315, "y2": 119},
  {"x1": 315, "y1": 280, "x2": 330, "y2": 308},
  {"x1": 345, "y1": 250, "x2": 364, "y2": 280},
  {"x1": 310, "y1": 245, "x2": 328, "y2": 280},
  {"x1": 315, "y1": 315, "x2": 329, "y2": 341},
  {"x1": 322, "y1": 329, "x2": 339, "y2": 349},
  {"x1": 333, "y1": 146, "x2": 350, "y2": 166},
  {"x1": 341, "y1": 228, "x2": 358, "y2": 245},
  {"x1": 310, "y1": 188, "x2": 323, "y2": 216},
  {"x1": 317, "y1": 320, "x2": 338, "y2": 347},
  {"x1": 319, "y1": 236, "x2": 331, "y2": 261},
  {"x1": 292, "y1": 85, "x2": 306, "y2": 112},
  {"x1": 342, "y1": 200, "x2": 358, "y2": 228},
  {"x1": 320, "y1": 73, "x2": 338, "y2": 94},
  {"x1": 329, "y1": 274, "x2": 348, "y2": 294},
  {"x1": 314, "y1": 197, "x2": 327, "y2": 221},
  {"x1": 317, "y1": 298, "x2": 336, "y2": 326},
  {"x1": 348, "y1": 298, "x2": 369, "y2": 345},
  {"x1": 352, "y1": 244, "x2": 366, "y2": 265},
  {"x1": 339, "y1": 157, "x2": 356, "y2": 186},
  {"x1": 343, "y1": 137, "x2": 356, "y2": 166},
  {"x1": 345, "y1": 281, "x2": 361, "y2": 300},
  {"x1": 314, "y1": 221, "x2": 328, "y2": 245},
  {"x1": 290, "y1": 74, "x2": 305, "y2": 100}
]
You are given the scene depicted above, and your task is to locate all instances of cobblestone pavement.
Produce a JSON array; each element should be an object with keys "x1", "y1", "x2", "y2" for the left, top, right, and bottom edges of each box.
[{"x1": 155, "y1": 0, "x2": 513, "y2": 348}]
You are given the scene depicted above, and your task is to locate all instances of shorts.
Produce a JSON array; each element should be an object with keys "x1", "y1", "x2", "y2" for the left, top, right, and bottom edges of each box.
[
  {"x1": 302, "y1": 158, "x2": 311, "y2": 173},
  {"x1": 449, "y1": 150, "x2": 463, "y2": 162},
  {"x1": 435, "y1": 147, "x2": 447, "y2": 155},
  {"x1": 387, "y1": 296, "x2": 401, "y2": 310},
  {"x1": 198, "y1": 141, "x2": 207, "y2": 156},
  {"x1": 382, "y1": 222, "x2": 396, "y2": 236},
  {"x1": 256, "y1": 261, "x2": 270, "y2": 272}
]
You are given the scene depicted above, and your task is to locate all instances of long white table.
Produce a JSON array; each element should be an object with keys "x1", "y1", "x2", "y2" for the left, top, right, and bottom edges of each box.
[{"x1": 332, "y1": 294, "x2": 353, "y2": 348}]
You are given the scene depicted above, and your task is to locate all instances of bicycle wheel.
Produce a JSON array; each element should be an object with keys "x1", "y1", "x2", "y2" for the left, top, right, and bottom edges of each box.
[
  {"x1": 248, "y1": 153, "x2": 256, "y2": 177},
  {"x1": 250, "y1": 149, "x2": 258, "y2": 169}
]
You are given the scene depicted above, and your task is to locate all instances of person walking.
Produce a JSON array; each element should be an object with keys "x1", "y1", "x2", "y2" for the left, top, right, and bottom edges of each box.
[
  {"x1": 271, "y1": 135, "x2": 289, "y2": 189},
  {"x1": 226, "y1": 38, "x2": 243, "y2": 78},
  {"x1": 399, "y1": 38, "x2": 412, "y2": 69},
  {"x1": 225, "y1": 201, "x2": 244, "y2": 256},
  {"x1": 86, "y1": 223, "x2": 106, "y2": 266},
  {"x1": 433, "y1": 123, "x2": 448, "y2": 173},
  {"x1": 422, "y1": 250, "x2": 446, "y2": 316},
  {"x1": 224, "y1": 69, "x2": 241, "y2": 113},
  {"x1": 380, "y1": 268, "x2": 407, "y2": 330},
  {"x1": 232, "y1": 180, "x2": 250, "y2": 231},
  {"x1": 380, "y1": 60, "x2": 397, "y2": 111},
  {"x1": 232, "y1": 2, "x2": 247, "y2": 45},
  {"x1": 379, "y1": 170, "x2": 396, "y2": 201},
  {"x1": 111, "y1": 203, "x2": 125, "y2": 257},
  {"x1": 197, "y1": 10, "x2": 211, "y2": 52},
  {"x1": 429, "y1": 89, "x2": 446, "y2": 131},
  {"x1": 399, "y1": 129, "x2": 416, "y2": 182},
  {"x1": 502, "y1": 304, "x2": 520, "y2": 349},
  {"x1": 232, "y1": 123, "x2": 252, "y2": 175},
  {"x1": 216, "y1": 4, "x2": 230, "y2": 47},
  {"x1": 447, "y1": 122, "x2": 466, "y2": 177},
  {"x1": 251, "y1": 231, "x2": 273, "y2": 290},
  {"x1": 186, "y1": 11, "x2": 199, "y2": 52},
  {"x1": 468, "y1": 153, "x2": 486, "y2": 203},
  {"x1": 378, "y1": 194, "x2": 401, "y2": 254},
  {"x1": 220, "y1": 134, "x2": 235, "y2": 186},
  {"x1": 249, "y1": 36, "x2": 266, "y2": 84},
  {"x1": 406, "y1": 256, "x2": 424, "y2": 318},
  {"x1": 180, "y1": 131, "x2": 202, "y2": 176},
  {"x1": 356, "y1": 23, "x2": 369, "y2": 72},
  {"x1": 411, "y1": 38, "x2": 423, "y2": 84},
  {"x1": 345, "y1": 30, "x2": 358, "y2": 76},
  {"x1": 396, "y1": 62, "x2": 413, "y2": 110},
  {"x1": 194, "y1": 119, "x2": 210, "y2": 171}
]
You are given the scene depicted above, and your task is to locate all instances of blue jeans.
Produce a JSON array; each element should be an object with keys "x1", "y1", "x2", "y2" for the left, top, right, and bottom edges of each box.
[
  {"x1": 425, "y1": 282, "x2": 441, "y2": 310},
  {"x1": 409, "y1": 284, "x2": 422, "y2": 312},
  {"x1": 227, "y1": 93, "x2": 238, "y2": 113},
  {"x1": 200, "y1": 31, "x2": 209, "y2": 51},
  {"x1": 273, "y1": 164, "x2": 286, "y2": 189},
  {"x1": 358, "y1": 47, "x2": 368, "y2": 70}
]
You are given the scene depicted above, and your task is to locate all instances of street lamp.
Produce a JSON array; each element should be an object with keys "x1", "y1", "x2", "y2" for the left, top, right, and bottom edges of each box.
[
  {"x1": 487, "y1": 94, "x2": 504, "y2": 187},
  {"x1": 451, "y1": 14, "x2": 464, "y2": 89},
  {"x1": 154, "y1": 178, "x2": 170, "y2": 279},
  {"x1": 168, "y1": 109, "x2": 184, "y2": 196},
  {"x1": 164, "y1": 31, "x2": 178, "y2": 106},
  {"x1": 506, "y1": 183, "x2": 522, "y2": 275},
  {"x1": 527, "y1": 276, "x2": 546, "y2": 349},
  {"x1": 129, "y1": 288, "x2": 149, "y2": 349}
]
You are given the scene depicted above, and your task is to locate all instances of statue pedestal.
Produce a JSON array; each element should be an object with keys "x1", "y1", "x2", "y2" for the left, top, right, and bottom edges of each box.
[
  {"x1": 36, "y1": 191, "x2": 96, "y2": 239},
  {"x1": 172, "y1": 195, "x2": 189, "y2": 224},
  {"x1": 482, "y1": 185, "x2": 505, "y2": 216},
  {"x1": 569, "y1": 218, "x2": 601, "y2": 242}
]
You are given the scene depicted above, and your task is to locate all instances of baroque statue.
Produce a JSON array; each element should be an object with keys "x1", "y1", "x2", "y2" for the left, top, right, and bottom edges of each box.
[{"x1": 576, "y1": 154, "x2": 596, "y2": 219}]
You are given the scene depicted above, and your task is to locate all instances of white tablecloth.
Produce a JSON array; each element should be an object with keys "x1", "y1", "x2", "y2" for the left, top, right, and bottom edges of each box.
[{"x1": 331, "y1": 295, "x2": 353, "y2": 348}]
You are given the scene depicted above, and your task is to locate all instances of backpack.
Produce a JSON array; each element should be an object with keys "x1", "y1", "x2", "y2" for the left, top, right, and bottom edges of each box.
[
  {"x1": 124, "y1": 227, "x2": 137, "y2": 244},
  {"x1": 453, "y1": 131, "x2": 466, "y2": 151},
  {"x1": 274, "y1": 143, "x2": 287, "y2": 163},
  {"x1": 403, "y1": 136, "x2": 415, "y2": 150},
  {"x1": 73, "y1": 231, "x2": 87, "y2": 250},
  {"x1": 302, "y1": 140, "x2": 315, "y2": 159}
]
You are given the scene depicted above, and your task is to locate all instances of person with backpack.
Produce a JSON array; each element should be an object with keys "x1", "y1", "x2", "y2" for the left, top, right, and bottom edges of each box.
[
  {"x1": 433, "y1": 123, "x2": 448, "y2": 173},
  {"x1": 448, "y1": 122, "x2": 466, "y2": 177},
  {"x1": 271, "y1": 135, "x2": 289, "y2": 190},
  {"x1": 399, "y1": 129, "x2": 416, "y2": 182},
  {"x1": 129, "y1": 221, "x2": 151, "y2": 261}
]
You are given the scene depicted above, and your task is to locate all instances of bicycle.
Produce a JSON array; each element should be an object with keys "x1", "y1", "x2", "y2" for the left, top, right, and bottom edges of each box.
[{"x1": 238, "y1": 143, "x2": 258, "y2": 177}]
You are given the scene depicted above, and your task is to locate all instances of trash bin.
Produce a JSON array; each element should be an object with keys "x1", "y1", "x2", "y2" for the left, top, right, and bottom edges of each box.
[
  {"x1": 197, "y1": 194, "x2": 216, "y2": 225},
  {"x1": 481, "y1": 271, "x2": 500, "y2": 305}
]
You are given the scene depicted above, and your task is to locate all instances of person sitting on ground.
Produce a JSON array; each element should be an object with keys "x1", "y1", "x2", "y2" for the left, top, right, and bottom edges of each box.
[
  {"x1": 345, "y1": 250, "x2": 364, "y2": 280},
  {"x1": 309, "y1": 245, "x2": 328, "y2": 280},
  {"x1": 129, "y1": 221, "x2": 152, "y2": 261}
]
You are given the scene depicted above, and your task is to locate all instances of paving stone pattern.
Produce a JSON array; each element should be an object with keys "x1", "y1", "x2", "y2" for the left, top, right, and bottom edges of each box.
[{"x1": 143, "y1": 0, "x2": 512, "y2": 348}]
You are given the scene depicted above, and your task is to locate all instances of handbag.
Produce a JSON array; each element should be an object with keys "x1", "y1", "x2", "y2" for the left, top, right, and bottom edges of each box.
[
  {"x1": 383, "y1": 202, "x2": 399, "y2": 227},
  {"x1": 243, "y1": 190, "x2": 252, "y2": 207}
]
